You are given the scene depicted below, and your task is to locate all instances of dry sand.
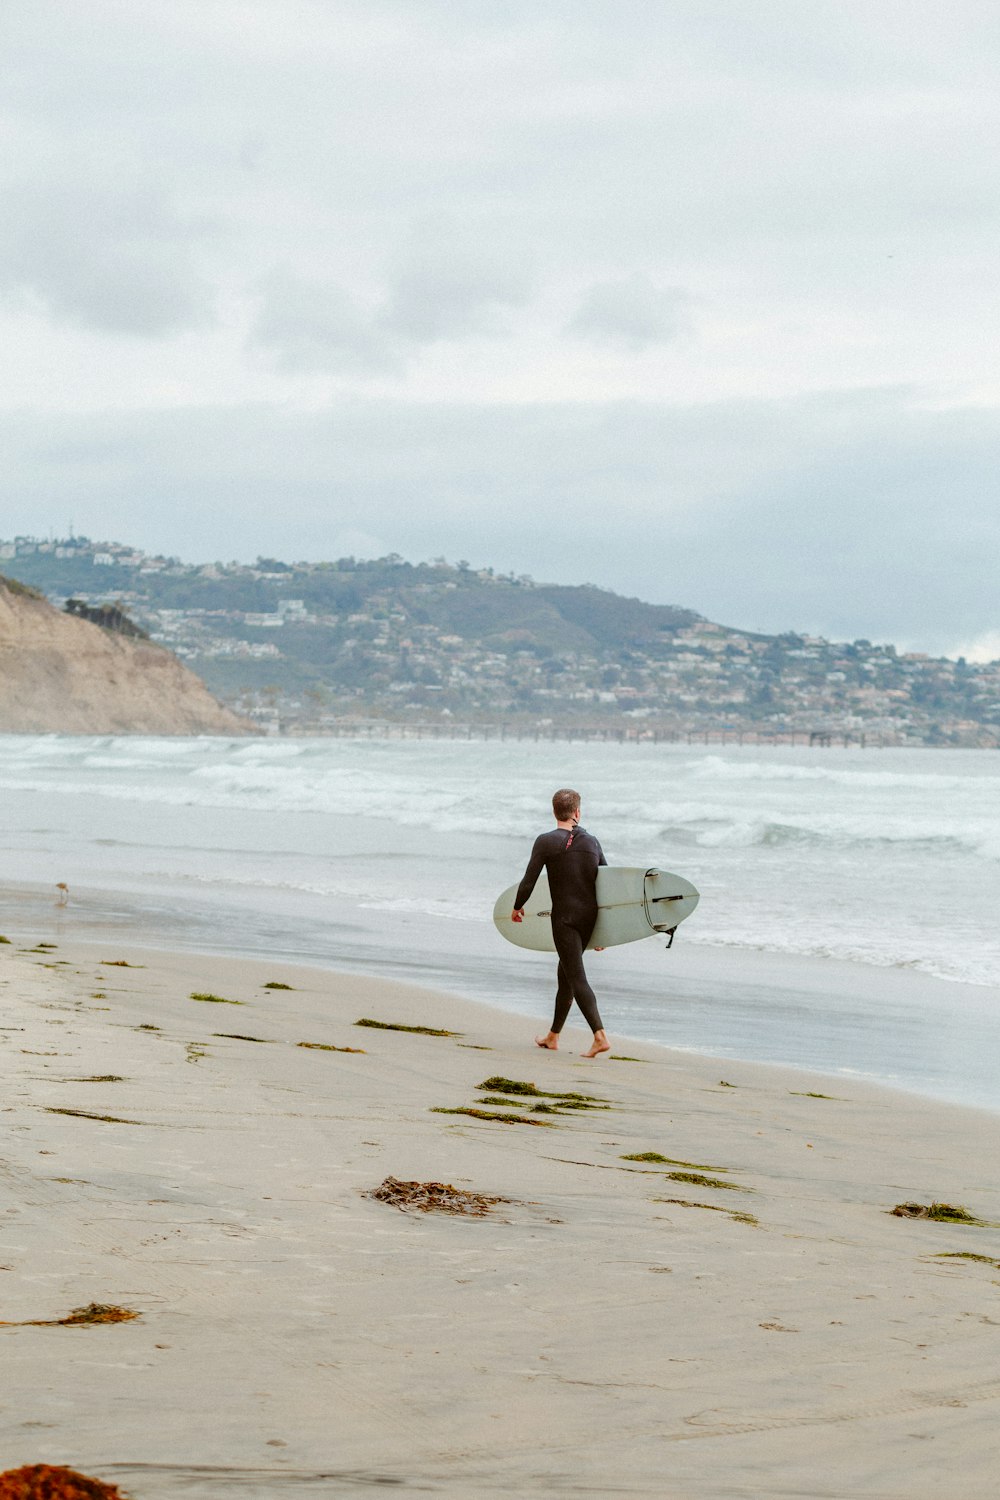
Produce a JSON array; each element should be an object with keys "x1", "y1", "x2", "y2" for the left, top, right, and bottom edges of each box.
[{"x1": 2, "y1": 936, "x2": 999, "y2": 1499}]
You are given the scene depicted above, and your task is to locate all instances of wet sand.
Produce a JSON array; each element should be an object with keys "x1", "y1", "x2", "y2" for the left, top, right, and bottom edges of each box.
[{"x1": 2, "y1": 936, "x2": 1000, "y2": 1498}]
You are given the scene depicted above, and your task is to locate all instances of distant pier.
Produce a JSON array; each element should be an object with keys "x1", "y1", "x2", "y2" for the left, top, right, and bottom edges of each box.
[{"x1": 287, "y1": 720, "x2": 902, "y2": 748}]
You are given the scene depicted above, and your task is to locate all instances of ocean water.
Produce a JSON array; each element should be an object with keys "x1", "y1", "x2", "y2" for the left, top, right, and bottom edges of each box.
[{"x1": 2, "y1": 734, "x2": 998, "y2": 1107}]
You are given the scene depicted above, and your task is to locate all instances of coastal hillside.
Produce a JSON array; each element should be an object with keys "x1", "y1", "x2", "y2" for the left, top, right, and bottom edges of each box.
[
  {"x1": 0, "y1": 576, "x2": 252, "y2": 735},
  {"x1": 3, "y1": 537, "x2": 999, "y2": 744}
]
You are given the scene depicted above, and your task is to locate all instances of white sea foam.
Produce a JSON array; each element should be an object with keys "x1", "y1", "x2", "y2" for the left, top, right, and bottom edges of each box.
[
  {"x1": 358, "y1": 896, "x2": 486, "y2": 921},
  {"x1": 1, "y1": 734, "x2": 998, "y2": 988},
  {"x1": 688, "y1": 752, "x2": 1000, "y2": 793},
  {"x1": 4, "y1": 742, "x2": 993, "y2": 857}
]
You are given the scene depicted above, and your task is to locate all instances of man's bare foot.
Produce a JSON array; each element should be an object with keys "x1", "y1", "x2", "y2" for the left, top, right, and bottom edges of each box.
[
  {"x1": 581, "y1": 1030, "x2": 611, "y2": 1058},
  {"x1": 535, "y1": 1032, "x2": 559, "y2": 1050}
]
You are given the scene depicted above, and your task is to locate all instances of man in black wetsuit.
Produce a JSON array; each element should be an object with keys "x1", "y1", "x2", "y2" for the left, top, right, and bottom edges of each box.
[{"x1": 511, "y1": 788, "x2": 610, "y2": 1058}]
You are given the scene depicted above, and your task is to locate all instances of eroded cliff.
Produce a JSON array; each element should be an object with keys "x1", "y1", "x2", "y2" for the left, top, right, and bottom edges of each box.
[{"x1": 0, "y1": 577, "x2": 254, "y2": 735}]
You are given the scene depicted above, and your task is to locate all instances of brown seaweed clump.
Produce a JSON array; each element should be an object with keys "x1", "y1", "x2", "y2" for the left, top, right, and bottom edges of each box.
[
  {"x1": 58, "y1": 1304, "x2": 138, "y2": 1326},
  {"x1": 0, "y1": 1303, "x2": 140, "y2": 1329},
  {"x1": 365, "y1": 1176, "x2": 509, "y2": 1217},
  {"x1": 891, "y1": 1201, "x2": 986, "y2": 1225},
  {"x1": 0, "y1": 1466, "x2": 126, "y2": 1499}
]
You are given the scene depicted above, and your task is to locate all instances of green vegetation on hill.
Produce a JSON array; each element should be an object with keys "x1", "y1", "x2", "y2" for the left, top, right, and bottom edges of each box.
[
  {"x1": 63, "y1": 599, "x2": 149, "y2": 639},
  {"x1": 2, "y1": 539, "x2": 998, "y2": 744},
  {"x1": 3, "y1": 549, "x2": 699, "y2": 654},
  {"x1": 0, "y1": 573, "x2": 46, "y2": 601}
]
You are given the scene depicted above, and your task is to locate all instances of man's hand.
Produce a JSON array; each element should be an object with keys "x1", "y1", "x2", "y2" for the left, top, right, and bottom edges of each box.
[{"x1": 511, "y1": 908, "x2": 524, "y2": 923}]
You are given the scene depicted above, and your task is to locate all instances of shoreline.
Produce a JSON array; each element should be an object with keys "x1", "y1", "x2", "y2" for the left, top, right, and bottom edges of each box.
[
  {"x1": 7, "y1": 921, "x2": 997, "y2": 1117},
  {"x1": 3, "y1": 936, "x2": 1000, "y2": 1496},
  {"x1": 4, "y1": 878, "x2": 1000, "y2": 1115}
]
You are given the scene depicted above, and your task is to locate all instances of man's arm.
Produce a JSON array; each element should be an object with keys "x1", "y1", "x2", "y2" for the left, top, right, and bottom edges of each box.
[{"x1": 511, "y1": 835, "x2": 547, "y2": 920}]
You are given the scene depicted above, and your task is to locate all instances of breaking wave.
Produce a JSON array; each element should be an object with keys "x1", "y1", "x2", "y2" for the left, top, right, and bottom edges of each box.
[{"x1": 2, "y1": 733, "x2": 999, "y2": 987}]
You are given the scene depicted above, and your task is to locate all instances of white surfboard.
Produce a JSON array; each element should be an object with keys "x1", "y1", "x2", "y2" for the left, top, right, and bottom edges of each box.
[{"x1": 493, "y1": 867, "x2": 699, "y2": 953}]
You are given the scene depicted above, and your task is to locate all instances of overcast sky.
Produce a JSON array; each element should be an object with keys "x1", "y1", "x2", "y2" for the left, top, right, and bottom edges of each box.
[{"x1": 2, "y1": 0, "x2": 999, "y2": 658}]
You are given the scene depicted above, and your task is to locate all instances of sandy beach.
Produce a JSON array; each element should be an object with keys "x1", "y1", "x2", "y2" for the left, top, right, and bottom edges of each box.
[{"x1": 2, "y1": 935, "x2": 1000, "y2": 1499}]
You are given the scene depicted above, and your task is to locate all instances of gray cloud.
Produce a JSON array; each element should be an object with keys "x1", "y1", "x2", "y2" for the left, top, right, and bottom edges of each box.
[
  {"x1": 0, "y1": 171, "x2": 213, "y2": 337},
  {"x1": 568, "y1": 274, "x2": 690, "y2": 350},
  {"x1": 251, "y1": 271, "x2": 400, "y2": 374},
  {"x1": 251, "y1": 231, "x2": 533, "y2": 372},
  {"x1": 384, "y1": 247, "x2": 530, "y2": 341}
]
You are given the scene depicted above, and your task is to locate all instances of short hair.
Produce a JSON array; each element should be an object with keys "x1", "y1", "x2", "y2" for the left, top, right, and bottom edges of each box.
[{"x1": 552, "y1": 788, "x2": 581, "y2": 821}]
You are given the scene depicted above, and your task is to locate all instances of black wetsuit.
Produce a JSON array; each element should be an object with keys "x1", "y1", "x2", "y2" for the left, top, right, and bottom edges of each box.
[{"x1": 514, "y1": 826, "x2": 607, "y2": 1034}]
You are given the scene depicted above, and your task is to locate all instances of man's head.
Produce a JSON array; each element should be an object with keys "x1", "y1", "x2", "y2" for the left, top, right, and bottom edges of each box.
[{"x1": 552, "y1": 788, "x2": 581, "y2": 823}]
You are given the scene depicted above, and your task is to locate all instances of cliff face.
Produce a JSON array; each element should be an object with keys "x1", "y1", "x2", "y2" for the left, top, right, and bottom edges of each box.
[{"x1": 0, "y1": 578, "x2": 254, "y2": 735}]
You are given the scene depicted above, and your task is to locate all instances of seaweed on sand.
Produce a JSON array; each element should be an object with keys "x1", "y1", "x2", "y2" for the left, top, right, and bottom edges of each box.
[
  {"x1": 190, "y1": 991, "x2": 243, "y2": 1005},
  {"x1": 355, "y1": 1018, "x2": 460, "y2": 1036},
  {"x1": 0, "y1": 1464, "x2": 127, "y2": 1499},
  {"x1": 0, "y1": 936, "x2": 10, "y2": 945},
  {"x1": 431, "y1": 1106, "x2": 554, "y2": 1127},
  {"x1": 365, "y1": 1176, "x2": 511, "y2": 1216},
  {"x1": 100, "y1": 960, "x2": 143, "y2": 968},
  {"x1": 621, "y1": 1152, "x2": 732, "y2": 1172},
  {"x1": 478, "y1": 1076, "x2": 547, "y2": 1095},
  {"x1": 297, "y1": 1041, "x2": 366, "y2": 1053},
  {"x1": 45, "y1": 1108, "x2": 144, "y2": 1125},
  {"x1": 891, "y1": 1201, "x2": 989, "y2": 1225},
  {"x1": 477, "y1": 1076, "x2": 607, "y2": 1104},
  {"x1": 655, "y1": 1197, "x2": 758, "y2": 1226},
  {"x1": 478, "y1": 1091, "x2": 608, "y2": 1114},
  {"x1": 263, "y1": 981, "x2": 295, "y2": 989},
  {"x1": 935, "y1": 1252, "x2": 1000, "y2": 1268},
  {"x1": 0, "y1": 1303, "x2": 139, "y2": 1328},
  {"x1": 667, "y1": 1170, "x2": 749, "y2": 1192},
  {"x1": 535, "y1": 1099, "x2": 608, "y2": 1113},
  {"x1": 212, "y1": 1032, "x2": 273, "y2": 1043}
]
